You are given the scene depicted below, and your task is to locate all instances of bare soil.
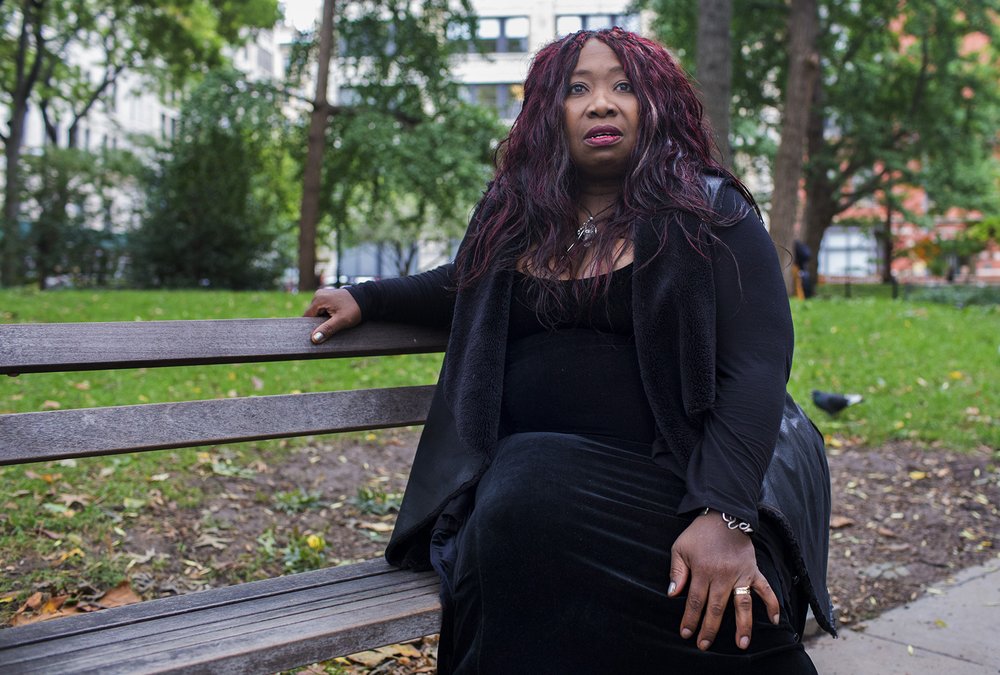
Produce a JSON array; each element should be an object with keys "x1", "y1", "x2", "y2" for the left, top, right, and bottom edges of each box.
[{"x1": 12, "y1": 433, "x2": 1000, "y2": 673}]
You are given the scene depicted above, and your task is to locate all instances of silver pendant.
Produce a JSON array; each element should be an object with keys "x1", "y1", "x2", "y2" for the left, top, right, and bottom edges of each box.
[{"x1": 576, "y1": 218, "x2": 598, "y2": 247}]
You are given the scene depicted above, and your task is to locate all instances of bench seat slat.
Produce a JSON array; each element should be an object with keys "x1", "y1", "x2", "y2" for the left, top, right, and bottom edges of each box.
[
  {"x1": 0, "y1": 320, "x2": 448, "y2": 375},
  {"x1": 0, "y1": 386, "x2": 434, "y2": 465},
  {"x1": 0, "y1": 560, "x2": 443, "y2": 675},
  {"x1": 6, "y1": 576, "x2": 440, "y2": 669}
]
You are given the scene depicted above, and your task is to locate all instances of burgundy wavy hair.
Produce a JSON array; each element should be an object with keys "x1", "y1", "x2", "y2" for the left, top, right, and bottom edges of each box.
[{"x1": 455, "y1": 27, "x2": 753, "y2": 315}]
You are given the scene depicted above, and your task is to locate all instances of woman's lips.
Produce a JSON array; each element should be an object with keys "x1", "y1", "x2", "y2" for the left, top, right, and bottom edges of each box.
[
  {"x1": 584, "y1": 134, "x2": 622, "y2": 147},
  {"x1": 583, "y1": 125, "x2": 623, "y2": 147}
]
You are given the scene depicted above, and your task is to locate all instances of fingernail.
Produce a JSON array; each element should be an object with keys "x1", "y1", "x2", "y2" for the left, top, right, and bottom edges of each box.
[
  {"x1": 312, "y1": 332, "x2": 324, "y2": 343},
  {"x1": 699, "y1": 640, "x2": 711, "y2": 651},
  {"x1": 772, "y1": 613, "x2": 780, "y2": 625},
  {"x1": 740, "y1": 636, "x2": 749, "y2": 649},
  {"x1": 667, "y1": 581, "x2": 676, "y2": 596},
  {"x1": 680, "y1": 628, "x2": 692, "y2": 639}
]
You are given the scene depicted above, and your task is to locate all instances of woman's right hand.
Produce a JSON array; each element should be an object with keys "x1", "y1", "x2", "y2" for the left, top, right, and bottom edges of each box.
[{"x1": 303, "y1": 288, "x2": 362, "y2": 344}]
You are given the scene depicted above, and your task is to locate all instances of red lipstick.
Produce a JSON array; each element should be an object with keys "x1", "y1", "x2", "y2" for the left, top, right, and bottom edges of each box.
[{"x1": 584, "y1": 125, "x2": 623, "y2": 146}]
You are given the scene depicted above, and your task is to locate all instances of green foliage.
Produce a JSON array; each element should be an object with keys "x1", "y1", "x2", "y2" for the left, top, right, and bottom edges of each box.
[
  {"x1": 350, "y1": 484, "x2": 403, "y2": 516},
  {"x1": 905, "y1": 284, "x2": 1000, "y2": 308},
  {"x1": 0, "y1": 0, "x2": 280, "y2": 287},
  {"x1": 647, "y1": 0, "x2": 1000, "y2": 220},
  {"x1": 257, "y1": 528, "x2": 328, "y2": 573},
  {"x1": 323, "y1": 103, "x2": 503, "y2": 275},
  {"x1": 19, "y1": 147, "x2": 141, "y2": 288},
  {"x1": 129, "y1": 69, "x2": 297, "y2": 289},
  {"x1": 272, "y1": 488, "x2": 324, "y2": 514},
  {"x1": 290, "y1": 0, "x2": 504, "y2": 275}
]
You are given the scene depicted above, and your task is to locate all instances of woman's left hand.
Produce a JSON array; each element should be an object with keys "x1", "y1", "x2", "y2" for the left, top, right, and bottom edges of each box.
[{"x1": 667, "y1": 511, "x2": 780, "y2": 651}]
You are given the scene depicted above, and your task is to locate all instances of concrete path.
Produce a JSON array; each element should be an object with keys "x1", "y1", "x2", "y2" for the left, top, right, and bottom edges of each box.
[{"x1": 806, "y1": 558, "x2": 1000, "y2": 674}]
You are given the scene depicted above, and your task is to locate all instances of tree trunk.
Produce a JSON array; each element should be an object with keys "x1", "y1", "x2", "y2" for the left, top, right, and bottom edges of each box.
[
  {"x1": 768, "y1": 0, "x2": 820, "y2": 296},
  {"x1": 802, "y1": 97, "x2": 837, "y2": 287},
  {"x1": 296, "y1": 0, "x2": 336, "y2": 293},
  {"x1": 2, "y1": 0, "x2": 47, "y2": 287},
  {"x1": 696, "y1": 0, "x2": 733, "y2": 167},
  {"x1": 879, "y1": 185, "x2": 894, "y2": 284},
  {"x1": 1, "y1": 103, "x2": 28, "y2": 286}
]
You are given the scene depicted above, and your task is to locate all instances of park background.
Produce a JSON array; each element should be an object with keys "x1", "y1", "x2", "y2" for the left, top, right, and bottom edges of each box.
[{"x1": 1, "y1": 1, "x2": 998, "y2": 672}]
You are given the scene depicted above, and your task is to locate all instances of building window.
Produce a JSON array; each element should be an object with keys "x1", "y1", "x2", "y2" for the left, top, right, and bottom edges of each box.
[
  {"x1": 461, "y1": 16, "x2": 530, "y2": 53},
  {"x1": 818, "y1": 226, "x2": 878, "y2": 278},
  {"x1": 555, "y1": 14, "x2": 640, "y2": 36},
  {"x1": 257, "y1": 47, "x2": 274, "y2": 75},
  {"x1": 462, "y1": 83, "x2": 525, "y2": 120}
]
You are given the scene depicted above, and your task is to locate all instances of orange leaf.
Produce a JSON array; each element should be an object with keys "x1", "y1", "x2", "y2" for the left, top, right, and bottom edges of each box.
[
  {"x1": 98, "y1": 582, "x2": 141, "y2": 609},
  {"x1": 831, "y1": 515, "x2": 856, "y2": 529}
]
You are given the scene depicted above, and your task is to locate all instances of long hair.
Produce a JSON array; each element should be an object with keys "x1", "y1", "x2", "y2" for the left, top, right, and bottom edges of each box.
[{"x1": 455, "y1": 27, "x2": 750, "y2": 317}]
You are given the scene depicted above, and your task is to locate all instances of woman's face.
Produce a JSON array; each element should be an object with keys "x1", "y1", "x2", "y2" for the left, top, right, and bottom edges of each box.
[{"x1": 563, "y1": 39, "x2": 640, "y2": 182}]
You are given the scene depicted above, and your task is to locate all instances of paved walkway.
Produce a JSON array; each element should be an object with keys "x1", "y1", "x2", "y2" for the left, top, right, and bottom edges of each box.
[{"x1": 806, "y1": 558, "x2": 1000, "y2": 674}]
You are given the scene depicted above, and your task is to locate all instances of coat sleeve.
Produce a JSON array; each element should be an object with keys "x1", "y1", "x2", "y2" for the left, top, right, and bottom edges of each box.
[
  {"x1": 343, "y1": 192, "x2": 499, "y2": 328},
  {"x1": 346, "y1": 264, "x2": 456, "y2": 328},
  {"x1": 676, "y1": 186, "x2": 794, "y2": 530}
]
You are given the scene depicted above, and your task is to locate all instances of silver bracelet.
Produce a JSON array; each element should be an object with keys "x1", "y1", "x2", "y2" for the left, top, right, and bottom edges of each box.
[{"x1": 700, "y1": 508, "x2": 754, "y2": 535}]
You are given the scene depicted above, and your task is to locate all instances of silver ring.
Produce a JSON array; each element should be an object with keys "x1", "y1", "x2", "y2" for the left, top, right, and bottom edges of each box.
[{"x1": 734, "y1": 586, "x2": 752, "y2": 596}]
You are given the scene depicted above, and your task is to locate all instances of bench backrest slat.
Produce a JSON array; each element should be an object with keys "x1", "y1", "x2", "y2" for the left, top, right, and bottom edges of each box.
[
  {"x1": 0, "y1": 386, "x2": 435, "y2": 466},
  {"x1": 0, "y1": 320, "x2": 449, "y2": 375}
]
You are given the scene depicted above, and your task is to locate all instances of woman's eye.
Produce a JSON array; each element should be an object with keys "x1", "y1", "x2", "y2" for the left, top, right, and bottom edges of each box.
[
  {"x1": 568, "y1": 83, "x2": 587, "y2": 95},
  {"x1": 615, "y1": 81, "x2": 633, "y2": 93}
]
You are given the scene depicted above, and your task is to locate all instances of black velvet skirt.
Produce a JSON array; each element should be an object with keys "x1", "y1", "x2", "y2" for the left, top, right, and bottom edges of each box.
[{"x1": 433, "y1": 331, "x2": 816, "y2": 673}]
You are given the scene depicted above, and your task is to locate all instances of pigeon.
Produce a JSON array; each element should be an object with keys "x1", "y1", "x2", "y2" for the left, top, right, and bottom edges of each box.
[{"x1": 811, "y1": 389, "x2": 864, "y2": 416}]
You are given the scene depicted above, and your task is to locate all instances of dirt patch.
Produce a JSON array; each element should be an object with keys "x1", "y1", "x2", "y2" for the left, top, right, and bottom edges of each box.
[{"x1": 822, "y1": 442, "x2": 999, "y2": 629}]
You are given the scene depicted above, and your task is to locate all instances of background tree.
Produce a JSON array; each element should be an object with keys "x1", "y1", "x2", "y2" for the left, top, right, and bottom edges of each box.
[
  {"x1": 799, "y1": 0, "x2": 1000, "y2": 286},
  {"x1": 323, "y1": 103, "x2": 502, "y2": 277},
  {"x1": 20, "y1": 146, "x2": 141, "y2": 289},
  {"x1": 768, "y1": 0, "x2": 819, "y2": 294},
  {"x1": 290, "y1": 0, "x2": 486, "y2": 286},
  {"x1": 129, "y1": 69, "x2": 296, "y2": 289},
  {"x1": 696, "y1": 0, "x2": 733, "y2": 166},
  {"x1": 0, "y1": 0, "x2": 279, "y2": 286},
  {"x1": 650, "y1": 0, "x2": 1000, "y2": 287}
]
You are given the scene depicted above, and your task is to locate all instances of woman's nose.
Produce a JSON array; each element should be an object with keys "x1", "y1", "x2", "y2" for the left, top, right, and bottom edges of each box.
[{"x1": 587, "y1": 89, "x2": 618, "y2": 117}]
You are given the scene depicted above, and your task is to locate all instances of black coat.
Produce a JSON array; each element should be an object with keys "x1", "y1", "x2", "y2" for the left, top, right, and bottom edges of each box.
[{"x1": 352, "y1": 181, "x2": 836, "y2": 637}]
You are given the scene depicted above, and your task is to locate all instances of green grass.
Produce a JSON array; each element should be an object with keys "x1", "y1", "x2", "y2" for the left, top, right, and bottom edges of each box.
[
  {"x1": 0, "y1": 286, "x2": 997, "y2": 621},
  {"x1": 789, "y1": 293, "x2": 999, "y2": 450},
  {"x1": 0, "y1": 288, "x2": 442, "y2": 617}
]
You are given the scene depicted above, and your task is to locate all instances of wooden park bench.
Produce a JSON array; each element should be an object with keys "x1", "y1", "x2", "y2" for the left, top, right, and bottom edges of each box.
[{"x1": 0, "y1": 318, "x2": 448, "y2": 674}]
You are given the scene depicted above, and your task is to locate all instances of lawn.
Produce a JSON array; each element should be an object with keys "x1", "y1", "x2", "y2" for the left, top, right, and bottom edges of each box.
[{"x1": 0, "y1": 285, "x2": 997, "y2": 624}]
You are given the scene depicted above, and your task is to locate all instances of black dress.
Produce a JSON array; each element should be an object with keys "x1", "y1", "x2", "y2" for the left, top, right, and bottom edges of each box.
[{"x1": 435, "y1": 266, "x2": 817, "y2": 674}]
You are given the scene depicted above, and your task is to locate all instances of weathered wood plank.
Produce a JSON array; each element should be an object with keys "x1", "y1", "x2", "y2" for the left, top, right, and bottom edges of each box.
[
  {"x1": 0, "y1": 559, "x2": 398, "y2": 647},
  {"x1": 4, "y1": 574, "x2": 440, "y2": 666},
  {"x1": 0, "y1": 386, "x2": 435, "y2": 465},
  {"x1": 0, "y1": 560, "x2": 443, "y2": 675},
  {"x1": 0, "y1": 319, "x2": 448, "y2": 375}
]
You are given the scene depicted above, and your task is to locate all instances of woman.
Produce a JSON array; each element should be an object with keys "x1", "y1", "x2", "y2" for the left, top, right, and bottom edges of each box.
[{"x1": 305, "y1": 28, "x2": 834, "y2": 673}]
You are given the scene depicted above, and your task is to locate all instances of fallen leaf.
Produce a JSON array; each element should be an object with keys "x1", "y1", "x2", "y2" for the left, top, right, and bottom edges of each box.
[
  {"x1": 347, "y1": 650, "x2": 387, "y2": 667},
  {"x1": 55, "y1": 547, "x2": 86, "y2": 565},
  {"x1": 908, "y1": 471, "x2": 927, "y2": 480},
  {"x1": 73, "y1": 380, "x2": 91, "y2": 390},
  {"x1": 907, "y1": 645, "x2": 914, "y2": 656},
  {"x1": 377, "y1": 643, "x2": 422, "y2": 658},
  {"x1": 358, "y1": 521, "x2": 394, "y2": 533},
  {"x1": 194, "y1": 533, "x2": 231, "y2": 550},
  {"x1": 23, "y1": 592, "x2": 43, "y2": 610},
  {"x1": 877, "y1": 527, "x2": 898, "y2": 538},
  {"x1": 934, "y1": 619, "x2": 948, "y2": 628},
  {"x1": 831, "y1": 516, "x2": 856, "y2": 529},
  {"x1": 41, "y1": 400, "x2": 61, "y2": 410},
  {"x1": 97, "y1": 582, "x2": 141, "y2": 609}
]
